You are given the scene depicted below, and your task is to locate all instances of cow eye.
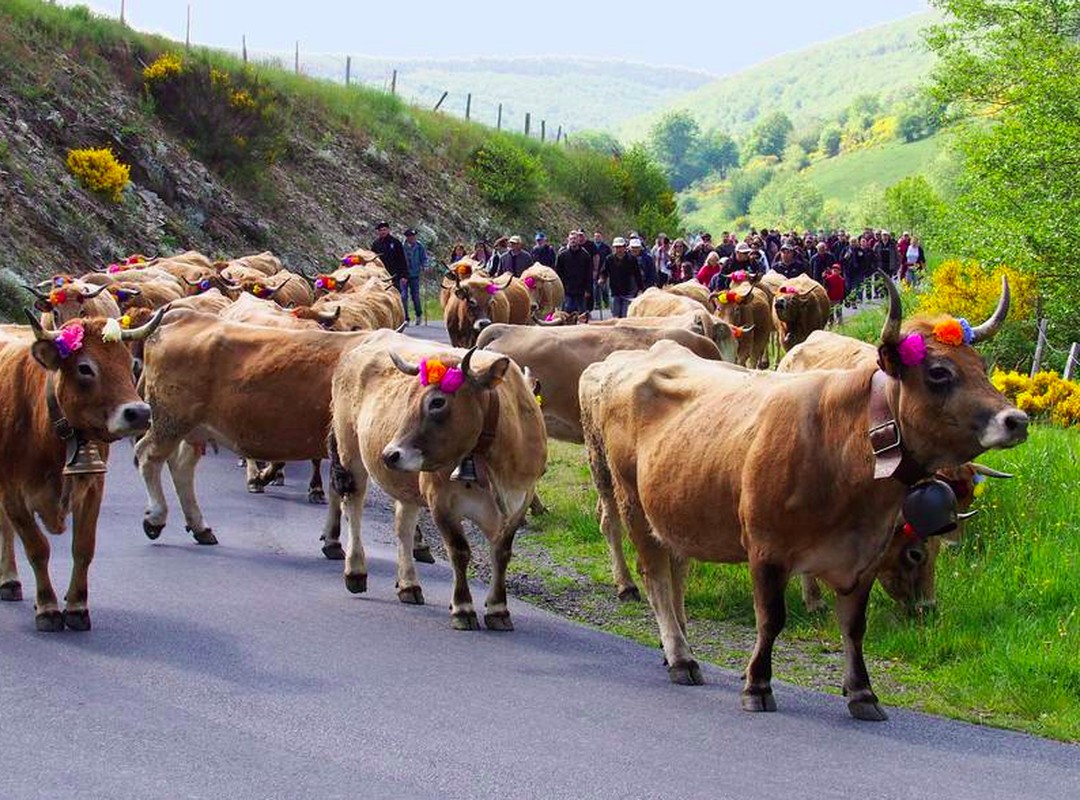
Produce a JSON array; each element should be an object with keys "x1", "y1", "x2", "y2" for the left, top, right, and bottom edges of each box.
[
  {"x1": 77, "y1": 363, "x2": 96, "y2": 381},
  {"x1": 467, "y1": 299, "x2": 478, "y2": 309},
  {"x1": 429, "y1": 396, "x2": 446, "y2": 411},
  {"x1": 926, "y1": 364, "x2": 954, "y2": 387}
]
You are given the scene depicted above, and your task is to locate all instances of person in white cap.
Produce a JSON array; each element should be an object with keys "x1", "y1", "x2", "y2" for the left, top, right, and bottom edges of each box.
[
  {"x1": 599, "y1": 237, "x2": 645, "y2": 318},
  {"x1": 496, "y1": 234, "x2": 534, "y2": 277},
  {"x1": 628, "y1": 237, "x2": 656, "y2": 287}
]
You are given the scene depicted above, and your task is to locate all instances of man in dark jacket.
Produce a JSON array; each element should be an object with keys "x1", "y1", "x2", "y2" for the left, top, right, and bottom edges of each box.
[
  {"x1": 555, "y1": 231, "x2": 593, "y2": 314},
  {"x1": 628, "y1": 238, "x2": 656, "y2": 288},
  {"x1": 531, "y1": 232, "x2": 556, "y2": 267},
  {"x1": 689, "y1": 232, "x2": 715, "y2": 268},
  {"x1": 808, "y1": 242, "x2": 833, "y2": 285},
  {"x1": 773, "y1": 241, "x2": 807, "y2": 279},
  {"x1": 370, "y1": 221, "x2": 408, "y2": 283},
  {"x1": 495, "y1": 235, "x2": 534, "y2": 277},
  {"x1": 599, "y1": 237, "x2": 645, "y2": 318},
  {"x1": 875, "y1": 230, "x2": 900, "y2": 279}
]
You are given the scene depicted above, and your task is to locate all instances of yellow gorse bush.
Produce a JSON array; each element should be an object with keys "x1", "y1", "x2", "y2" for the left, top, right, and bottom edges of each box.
[
  {"x1": 229, "y1": 89, "x2": 256, "y2": 111},
  {"x1": 66, "y1": 147, "x2": 130, "y2": 202},
  {"x1": 143, "y1": 53, "x2": 183, "y2": 84},
  {"x1": 919, "y1": 259, "x2": 1036, "y2": 322},
  {"x1": 992, "y1": 369, "x2": 1080, "y2": 428}
]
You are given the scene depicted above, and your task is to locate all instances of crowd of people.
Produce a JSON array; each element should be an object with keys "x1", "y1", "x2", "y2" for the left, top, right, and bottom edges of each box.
[{"x1": 373, "y1": 222, "x2": 928, "y2": 321}]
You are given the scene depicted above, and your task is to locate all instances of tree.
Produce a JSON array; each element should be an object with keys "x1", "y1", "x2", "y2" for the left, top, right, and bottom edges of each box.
[
  {"x1": 691, "y1": 130, "x2": 739, "y2": 180},
  {"x1": 723, "y1": 166, "x2": 774, "y2": 219},
  {"x1": 745, "y1": 111, "x2": 793, "y2": 160},
  {"x1": 648, "y1": 110, "x2": 700, "y2": 190},
  {"x1": 748, "y1": 172, "x2": 824, "y2": 230},
  {"x1": 818, "y1": 123, "x2": 842, "y2": 157},
  {"x1": 882, "y1": 176, "x2": 945, "y2": 239},
  {"x1": 570, "y1": 130, "x2": 623, "y2": 156}
]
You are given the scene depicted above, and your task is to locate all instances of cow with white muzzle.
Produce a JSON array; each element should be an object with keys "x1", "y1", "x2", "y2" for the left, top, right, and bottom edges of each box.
[{"x1": 442, "y1": 272, "x2": 512, "y2": 347}]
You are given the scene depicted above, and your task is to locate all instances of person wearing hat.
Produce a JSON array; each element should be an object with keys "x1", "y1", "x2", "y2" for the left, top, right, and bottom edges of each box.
[
  {"x1": 554, "y1": 231, "x2": 593, "y2": 315},
  {"x1": 599, "y1": 237, "x2": 644, "y2": 318},
  {"x1": 495, "y1": 235, "x2": 534, "y2": 278},
  {"x1": 370, "y1": 221, "x2": 408, "y2": 289},
  {"x1": 774, "y1": 239, "x2": 807, "y2": 280},
  {"x1": 628, "y1": 237, "x2": 656, "y2": 288},
  {"x1": 401, "y1": 228, "x2": 427, "y2": 325},
  {"x1": 487, "y1": 236, "x2": 510, "y2": 273},
  {"x1": 531, "y1": 232, "x2": 556, "y2": 267}
]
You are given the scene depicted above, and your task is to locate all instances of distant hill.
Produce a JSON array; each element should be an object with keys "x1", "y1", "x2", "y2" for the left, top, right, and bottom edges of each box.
[
  {"x1": 260, "y1": 53, "x2": 716, "y2": 135},
  {"x1": 618, "y1": 12, "x2": 940, "y2": 141}
]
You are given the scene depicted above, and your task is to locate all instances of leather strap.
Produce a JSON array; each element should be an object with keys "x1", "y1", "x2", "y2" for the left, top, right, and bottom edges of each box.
[
  {"x1": 868, "y1": 370, "x2": 929, "y2": 486},
  {"x1": 473, "y1": 390, "x2": 500, "y2": 458}
]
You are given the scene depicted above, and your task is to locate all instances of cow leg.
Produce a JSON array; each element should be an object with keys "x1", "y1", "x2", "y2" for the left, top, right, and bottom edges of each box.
[
  {"x1": 4, "y1": 504, "x2": 61, "y2": 631},
  {"x1": 61, "y1": 476, "x2": 105, "y2": 631},
  {"x1": 483, "y1": 508, "x2": 524, "y2": 632},
  {"x1": 246, "y1": 459, "x2": 265, "y2": 493},
  {"x1": 392, "y1": 502, "x2": 423, "y2": 605},
  {"x1": 307, "y1": 460, "x2": 326, "y2": 504},
  {"x1": 412, "y1": 522, "x2": 434, "y2": 564},
  {"x1": 340, "y1": 463, "x2": 370, "y2": 594},
  {"x1": 0, "y1": 509, "x2": 23, "y2": 601},
  {"x1": 136, "y1": 431, "x2": 173, "y2": 540},
  {"x1": 432, "y1": 511, "x2": 478, "y2": 631},
  {"x1": 171, "y1": 441, "x2": 217, "y2": 545},
  {"x1": 528, "y1": 494, "x2": 547, "y2": 516},
  {"x1": 633, "y1": 534, "x2": 699, "y2": 684},
  {"x1": 742, "y1": 559, "x2": 789, "y2": 712},
  {"x1": 319, "y1": 485, "x2": 344, "y2": 560},
  {"x1": 835, "y1": 576, "x2": 887, "y2": 721},
  {"x1": 801, "y1": 575, "x2": 828, "y2": 613},
  {"x1": 669, "y1": 553, "x2": 689, "y2": 636},
  {"x1": 270, "y1": 462, "x2": 286, "y2": 487},
  {"x1": 587, "y1": 447, "x2": 639, "y2": 602}
]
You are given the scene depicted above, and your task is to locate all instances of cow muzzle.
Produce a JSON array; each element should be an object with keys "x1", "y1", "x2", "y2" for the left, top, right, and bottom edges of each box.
[
  {"x1": 108, "y1": 401, "x2": 152, "y2": 436},
  {"x1": 381, "y1": 443, "x2": 423, "y2": 472},
  {"x1": 473, "y1": 317, "x2": 492, "y2": 333},
  {"x1": 978, "y1": 407, "x2": 1029, "y2": 450}
]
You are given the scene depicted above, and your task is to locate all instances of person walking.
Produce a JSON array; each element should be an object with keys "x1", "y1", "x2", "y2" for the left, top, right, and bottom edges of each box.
[
  {"x1": 401, "y1": 228, "x2": 426, "y2": 325},
  {"x1": 496, "y1": 235, "x2": 534, "y2": 277},
  {"x1": 599, "y1": 237, "x2": 645, "y2": 318},
  {"x1": 652, "y1": 234, "x2": 671, "y2": 286},
  {"x1": 371, "y1": 220, "x2": 408, "y2": 292},
  {"x1": 531, "y1": 232, "x2": 556, "y2": 267},
  {"x1": 628, "y1": 238, "x2": 656, "y2": 288},
  {"x1": 902, "y1": 236, "x2": 926, "y2": 285},
  {"x1": 554, "y1": 231, "x2": 593, "y2": 314}
]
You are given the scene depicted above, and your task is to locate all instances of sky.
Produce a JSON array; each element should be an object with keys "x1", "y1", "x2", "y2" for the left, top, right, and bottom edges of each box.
[{"x1": 64, "y1": 0, "x2": 931, "y2": 74}]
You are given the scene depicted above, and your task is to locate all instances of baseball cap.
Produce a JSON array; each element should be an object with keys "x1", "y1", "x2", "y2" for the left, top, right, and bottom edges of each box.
[
  {"x1": 404, "y1": 228, "x2": 417, "y2": 236},
  {"x1": 535, "y1": 232, "x2": 546, "y2": 240},
  {"x1": 375, "y1": 221, "x2": 390, "y2": 230},
  {"x1": 735, "y1": 242, "x2": 752, "y2": 254},
  {"x1": 612, "y1": 236, "x2": 628, "y2": 247},
  {"x1": 628, "y1": 238, "x2": 643, "y2": 248},
  {"x1": 508, "y1": 235, "x2": 522, "y2": 245}
]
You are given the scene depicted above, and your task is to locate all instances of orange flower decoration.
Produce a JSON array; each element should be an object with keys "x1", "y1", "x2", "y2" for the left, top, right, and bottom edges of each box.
[
  {"x1": 423, "y1": 359, "x2": 448, "y2": 386},
  {"x1": 933, "y1": 318, "x2": 965, "y2": 347}
]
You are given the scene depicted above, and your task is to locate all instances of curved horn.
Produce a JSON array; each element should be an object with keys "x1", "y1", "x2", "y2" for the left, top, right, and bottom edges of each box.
[
  {"x1": 24, "y1": 309, "x2": 60, "y2": 341},
  {"x1": 388, "y1": 349, "x2": 420, "y2": 376},
  {"x1": 299, "y1": 267, "x2": 316, "y2": 286},
  {"x1": 957, "y1": 510, "x2": 979, "y2": 522},
  {"x1": 111, "y1": 285, "x2": 142, "y2": 296},
  {"x1": 23, "y1": 283, "x2": 51, "y2": 301},
  {"x1": 969, "y1": 275, "x2": 1010, "y2": 344},
  {"x1": 460, "y1": 345, "x2": 478, "y2": 382},
  {"x1": 879, "y1": 270, "x2": 903, "y2": 345},
  {"x1": 395, "y1": 320, "x2": 407, "y2": 333},
  {"x1": 316, "y1": 305, "x2": 341, "y2": 326},
  {"x1": 79, "y1": 283, "x2": 109, "y2": 299},
  {"x1": 494, "y1": 272, "x2": 513, "y2": 289},
  {"x1": 121, "y1": 307, "x2": 167, "y2": 341},
  {"x1": 970, "y1": 463, "x2": 1014, "y2": 479},
  {"x1": 219, "y1": 274, "x2": 240, "y2": 289},
  {"x1": 336, "y1": 273, "x2": 351, "y2": 289}
]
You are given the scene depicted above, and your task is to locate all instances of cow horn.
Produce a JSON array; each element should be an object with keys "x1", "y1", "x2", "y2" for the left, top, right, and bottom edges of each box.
[
  {"x1": 113, "y1": 285, "x2": 142, "y2": 296},
  {"x1": 121, "y1": 307, "x2": 166, "y2": 341},
  {"x1": 23, "y1": 283, "x2": 51, "y2": 301},
  {"x1": 317, "y1": 305, "x2": 341, "y2": 325},
  {"x1": 970, "y1": 463, "x2": 1014, "y2": 479},
  {"x1": 879, "y1": 271, "x2": 903, "y2": 345},
  {"x1": 182, "y1": 276, "x2": 201, "y2": 287},
  {"x1": 957, "y1": 510, "x2": 979, "y2": 522},
  {"x1": 395, "y1": 320, "x2": 407, "y2": 333},
  {"x1": 532, "y1": 311, "x2": 561, "y2": 326},
  {"x1": 460, "y1": 345, "x2": 478, "y2": 382},
  {"x1": 337, "y1": 274, "x2": 352, "y2": 288},
  {"x1": 494, "y1": 272, "x2": 513, "y2": 289},
  {"x1": 24, "y1": 309, "x2": 60, "y2": 341},
  {"x1": 969, "y1": 275, "x2": 1010, "y2": 344},
  {"x1": 219, "y1": 274, "x2": 240, "y2": 288},
  {"x1": 736, "y1": 324, "x2": 755, "y2": 334},
  {"x1": 79, "y1": 283, "x2": 109, "y2": 299},
  {"x1": 388, "y1": 350, "x2": 420, "y2": 376},
  {"x1": 299, "y1": 268, "x2": 316, "y2": 286}
]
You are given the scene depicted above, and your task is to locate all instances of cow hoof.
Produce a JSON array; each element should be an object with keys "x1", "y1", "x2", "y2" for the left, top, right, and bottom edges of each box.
[
  {"x1": 617, "y1": 586, "x2": 641, "y2": 603},
  {"x1": 848, "y1": 699, "x2": 888, "y2": 721},
  {"x1": 35, "y1": 610, "x2": 65, "y2": 632},
  {"x1": 321, "y1": 541, "x2": 345, "y2": 560},
  {"x1": 397, "y1": 586, "x2": 425, "y2": 605},
  {"x1": 668, "y1": 659, "x2": 704, "y2": 686},
  {"x1": 450, "y1": 611, "x2": 480, "y2": 631},
  {"x1": 307, "y1": 488, "x2": 326, "y2": 504},
  {"x1": 62, "y1": 609, "x2": 91, "y2": 632},
  {"x1": 344, "y1": 573, "x2": 367, "y2": 594},
  {"x1": 246, "y1": 481, "x2": 265, "y2": 494},
  {"x1": 187, "y1": 527, "x2": 218, "y2": 546},
  {"x1": 143, "y1": 520, "x2": 164, "y2": 540},
  {"x1": 741, "y1": 690, "x2": 777, "y2": 713},
  {"x1": 412, "y1": 546, "x2": 436, "y2": 564},
  {"x1": 484, "y1": 612, "x2": 514, "y2": 632},
  {"x1": 0, "y1": 581, "x2": 22, "y2": 602},
  {"x1": 271, "y1": 475, "x2": 285, "y2": 487}
]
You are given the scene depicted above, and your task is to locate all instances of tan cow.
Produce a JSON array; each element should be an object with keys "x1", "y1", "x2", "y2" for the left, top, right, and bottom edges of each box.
[
  {"x1": 580, "y1": 277, "x2": 1027, "y2": 719},
  {"x1": 231, "y1": 273, "x2": 314, "y2": 309},
  {"x1": 28, "y1": 278, "x2": 120, "y2": 328},
  {"x1": 220, "y1": 251, "x2": 283, "y2": 277},
  {"x1": 440, "y1": 259, "x2": 486, "y2": 308},
  {"x1": 443, "y1": 273, "x2": 513, "y2": 347},
  {"x1": 663, "y1": 280, "x2": 711, "y2": 309},
  {"x1": 711, "y1": 276, "x2": 774, "y2": 368},
  {"x1": 106, "y1": 280, "x2": 184, "y2": 312},
  {"x1": 773, "y1": 274, "x2": 831, "y2": 351},
  {"x1": 0, "y1": 312, "x2": 162, "y2": 630},
  {"x1": 329, "y1": 332, "x2": 546, "y2": 630},
  {"x1": 520, "y1": 265, "x2": 565, "y2": 317},
  {"x1": 622, "y1": 291, "x2": 746, "y2": 360},
  {"x1": 135, "y1": 311, "x2": 373, "y2": 554},
  {"x1": 295, "y1": 278, "x2": 405, "y2": 332}
]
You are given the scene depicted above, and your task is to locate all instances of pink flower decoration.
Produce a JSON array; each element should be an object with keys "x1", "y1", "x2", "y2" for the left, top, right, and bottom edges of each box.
[
  {"x1": 524, "y1": 276, "x2": 536, "y2": 289},
  {"x1": 55, "y1": 323, "x2": 85, "y2": 359},
  {"x1": 781, "y1": 286, "x2": 798, "y2": 295},
  {"x1": 439, "y1": 367, "x2": 465, "y2": 393},
  {"x1": 107, "y1": 264, "x2": 122, "y2": 273},
  {"x1": 897, "y1": 333, "x2": 927, "y2": 367},
  {"x1": 731, "y1": 270, "x2": 748, "y2": 283},
  {"x1": 544, "y1": 312, "x2": 555, "y2": 321},
  {"x1": 485, "y1": 284, "x2": 500, "y2": 295}
]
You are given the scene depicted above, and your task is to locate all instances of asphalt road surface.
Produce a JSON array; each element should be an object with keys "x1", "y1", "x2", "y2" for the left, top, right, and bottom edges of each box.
[{"x1": 2, "y1": 331, "x2": 1077, "y2": 799}]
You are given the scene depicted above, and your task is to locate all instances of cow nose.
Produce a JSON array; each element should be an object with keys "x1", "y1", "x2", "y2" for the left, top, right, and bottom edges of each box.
[
  {"x1": 382, "y1": 449, "x2": 402, "y2": 469},
  {"x1": 1003, "y1": 408, "x2": 1029, "y2": 437},
  {"x1": 111, "y1": 402, "x2": 152, "y2": 435},
  {"x1": 473, "y1": 318, "x2": 492, "y2": 332}
]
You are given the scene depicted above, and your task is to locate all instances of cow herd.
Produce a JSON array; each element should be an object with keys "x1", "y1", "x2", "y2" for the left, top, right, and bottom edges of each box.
[{"x1": 0, "y1": 247, "x2": 1028, "y2": 723}]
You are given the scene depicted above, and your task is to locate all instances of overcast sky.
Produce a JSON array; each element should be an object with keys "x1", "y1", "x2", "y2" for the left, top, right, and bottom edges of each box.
[{"x1": 65, "y1": 0, "x2": 931, "y2": 74}]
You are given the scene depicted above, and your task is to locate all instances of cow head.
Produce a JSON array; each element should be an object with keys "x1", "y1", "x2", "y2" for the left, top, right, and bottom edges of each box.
[
  {"x1": 106, "y1": 282, "x2": 147, "y2": 310},
  {"x1": 712, "y1": 319, "x2": 754, "y2": 362},
  {"x1": 444, "y1": 274, "x2": 511, "y2": 346},
  {"x1": 307, "y1": 271, "x2": 351, "y2": 297},
  {"x1": 877, "y1": 274, "x2": 1028, "y2": 469},
  {"x1": 236, "y1": 275, "x2": 291, "y2": 302},
  {"x1": 26, "y1": 310, "x2": 164, "y2": 441},
  {"x1": 381, "y1": 347, "x2": 510, "y2": 472},
  {"x1": 183, "y1": 272, "x2": 237, "y2": 297},
  {"x1": 26, "y1": 279, "x2": 119, "y2": 326},
  {"x1": 877, "y1": 462, "x2": 1013, "y2": 614},
  {"x1": 290, "y1": 303, "x2": 342, "y2": 330},
  {"x1": 773, "y1": 285, "x2": 822, "y2": 349}
]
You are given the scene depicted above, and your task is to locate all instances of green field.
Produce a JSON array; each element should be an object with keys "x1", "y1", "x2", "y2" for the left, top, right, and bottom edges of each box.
[{"x1": 803, "y1": 134, "x2": 944, "y2": 203}]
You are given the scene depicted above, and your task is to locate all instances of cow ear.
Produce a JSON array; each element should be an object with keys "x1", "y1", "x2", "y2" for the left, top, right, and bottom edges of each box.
[
  {"x1": 34, "y1": 299, "x2": 51, "y2": 313},
  {"x1": 877, "y1": 344, "x2": 903, "y2": 378},
  {"x1": 31, "y1": 341, "x2": 62, "y2": 371},
  {"x1": 475, "y1": 356, "x2": 510, "y2": 389},
  {"x1": 454, "y1": 288, "x2": 468, "y2": 299}
]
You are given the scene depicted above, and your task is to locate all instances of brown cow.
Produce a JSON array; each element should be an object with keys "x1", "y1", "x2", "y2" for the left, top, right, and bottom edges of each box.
[
  {"x1": 439, "y1": 259, "x2": 486, "y2": 308},
  {"x1": 0, "y1": 311, "x2": 162, "y2": 630},
  {"x1": 443, "y1": 273, "x2": 512, "y2": 347},
  {"x1": 502, "y1": 276, "x2": 532, "y2": 325},
  {"x1": 135, "y1": 311, "x2": 372, "y2": 554},
  {"x1": 622, "y1": 291, "x2": 746, "y2": 360},
  {"x1": 773, "y1": 274, "x2": 831, "y2": 351},
  {"x1": 711, "y1": 276, "x2": 774, "y2": 368},
  {"x1": 107, "y1": 280, "x2": 184, "y2": 311},
  {"x1": 580, "y1": 276, "x2": 1027, "y2": 719},
  {"x1": 329, "y1": 332, "x2": 546, "y2": 630},
  {"x1": 520, "y1": 264, "x2": 564, "y2": 317},
  {"x1": 27, "y1": 279, "x2": 119, "y2": 328},
  {"x1": 218, "y1": 251, "x2": 283, "y2": 277},
  {"x1": 231, "y1": 274, "x2": 313, "y2": 309}
]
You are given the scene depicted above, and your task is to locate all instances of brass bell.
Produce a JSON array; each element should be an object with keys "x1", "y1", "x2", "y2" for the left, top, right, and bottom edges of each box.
[
  {"x1": 450, "y1": 455, "x2": 478, "y2": 484},
  {"x1": 64, "y1": 440, "x2": 108, "y2": 476}
]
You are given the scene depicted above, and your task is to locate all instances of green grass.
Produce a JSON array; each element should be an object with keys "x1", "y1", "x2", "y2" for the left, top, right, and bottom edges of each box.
[
  {"x1": 803, "y1": 134, "x2": 943, "y2": 203},
  {"x1": 523, "y1": 424, "x2": 1078, "y2": 741}
]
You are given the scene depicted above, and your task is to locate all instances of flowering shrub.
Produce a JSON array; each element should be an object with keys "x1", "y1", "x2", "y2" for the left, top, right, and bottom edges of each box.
[
  {"x1": 66, "y1": 147, "x2": 130, "y2": 202},
  {"x1": 992, "y1": 369, "x2": 1080, "y2": 428},
  {"x1": 142, "y1": 53, "x2": 184, "y2": 84},
  {"x1": 919, "y1": 260, "x2": 1036, "y2": 321}
]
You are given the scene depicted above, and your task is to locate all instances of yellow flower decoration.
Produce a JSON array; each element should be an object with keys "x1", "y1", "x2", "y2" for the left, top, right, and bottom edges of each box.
[
  {"x1": 932, "y1": 318, "x2": 965, "y2": 347},
  {"x1": 119, "y1": 314, "x2": 132, "y2": 329}
]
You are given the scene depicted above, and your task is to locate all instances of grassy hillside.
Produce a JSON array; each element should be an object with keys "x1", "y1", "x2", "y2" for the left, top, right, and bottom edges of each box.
[
  {"x1": 291, "y1": 54, "x2": 716, "y2": 135},
  {"x1": 619, "y1": 11, "x2": 939, "y2": 142}
]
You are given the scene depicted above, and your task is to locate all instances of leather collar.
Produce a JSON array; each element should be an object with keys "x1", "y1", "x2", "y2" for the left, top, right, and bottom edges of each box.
[
  {"x1": 868, "y1": 369, "x2": 930, "y2": 486},
  {"x1": 45, "y1": 373, "x2": 82, "y2": 468}
]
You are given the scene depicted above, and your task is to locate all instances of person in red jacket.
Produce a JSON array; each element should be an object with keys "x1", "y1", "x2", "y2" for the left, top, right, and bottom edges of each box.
[
  {"x1": 824, "y1": 263, "x2": 846, "y2": 325},
  {"x1": 695, "y1": 251, "x2": 723, "y2": 286}
]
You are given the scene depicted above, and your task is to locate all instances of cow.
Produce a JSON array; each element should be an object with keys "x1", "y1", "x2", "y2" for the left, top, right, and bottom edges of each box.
[
  {"x1": 620, "y1": 292, "x2": 747, "y2": 360},
  {"x1": 579, "y1": 275, "x2": 1028, "y2": 720},
  {"x1": 502, "y1": 276, "x2": 533, "y2": 325},
  {"x1": 443, "y1": 273, "x2": 513, "y2": 348},
  {"x1": 106, "y1": 280, "x2": 184, "y2": 311},
  {"x1": 219, "y1": 251, "x2": 283, "y2": 277},
  {"x1": 778, "y1": 329, "x2": 1013, "y2": 614},
  {"x1": 135, "y1": 311, "x2": 375, "y2": 556},
  {"x1": 0, "y1": 311, "x2": 163, "y2": 630},
  {"x1": 773, "y1": 274, "x2": 832, "y2": 351},
  {"x1": 439, "y1": 259, "x2": 486, "y2": 308},
  {"x1": 294, "y1": 279, "x2": 405, "y2": 332},
  {"x1": 26, "y1": 279, "x2": 120, "y2": 328},
  {"x1": 329, "y1": 331, "x2": 546, "y2": 630},
  {"x1": 230, "y1": 274, "x2": 313, "y2": 309},
  {"x1": 663, "y1": 280, "x2": 711, "y2": 309},
  {"x1": 520, "y1": 262, "x2": 565, "y2": 315},
  {"x1": 711, "y1": 275, "x2": 774, "y2": 368}
]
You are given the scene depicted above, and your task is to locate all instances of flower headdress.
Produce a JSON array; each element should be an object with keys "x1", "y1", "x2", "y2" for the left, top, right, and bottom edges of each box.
[
  {"x1": 523, "y1": 276, "x2": 536, "y2": 289},
  {"x1": 54, "y1": 323, "x2": 85, "y2": 359},
  {"x1": 897, "y1": 317, "x2": 975, "y2": 367},
  {"x1": 418, "y1": 358, "x2": 465, "y2": 394}
]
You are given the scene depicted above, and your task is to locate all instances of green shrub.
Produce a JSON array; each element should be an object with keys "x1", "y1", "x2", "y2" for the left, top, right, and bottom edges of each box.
[
  {"x1": 0, "y1": 269, "x2": 33, "y2": 323},
  {"x1": 468, "y1": 138, "x2": 542, "y2": 213}
]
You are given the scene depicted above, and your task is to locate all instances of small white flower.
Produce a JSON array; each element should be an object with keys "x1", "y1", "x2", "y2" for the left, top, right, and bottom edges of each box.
[{"x1": 102, "y1": 317, "x2": 123, "y2": 343}]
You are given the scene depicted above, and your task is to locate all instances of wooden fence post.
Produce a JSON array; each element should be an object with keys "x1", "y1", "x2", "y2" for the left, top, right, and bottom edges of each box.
[
  {"x1": 294, "y1": 41, "x2": 299, "y2": 74},
  {"x1": 465, "y1": 93, "x2": 471, "y2": 121},
  {"x1": 433, "y1": 91, "x2": 448, "y2": 112},
  {"x1": 346, "y1": 56, "x2": 351, "y2": 87},
  {"x1": 541, "y1": 120, "x2": 546, "y2": 142},
  {"x1": 120, "y1": 0, "x2": 126, "y2": 25},
  {"x1": 496, "y1": 103, "x2": 502, "y2": 130},
  {"x1": 1065, "y1": 342, "x2": 1079, "y2": 381},
  {"x1": 524, "y1": 112, "x2": 530, "y2": 136},
  {"x1": 390, "y1": 69, "x2": 397, "y2": 95},
  {"x1": 556, "y1": 125, "x2": 562, "y2": 144},
  {"x1": 242, "y1": 35, "x2": 247, "y2": 64},
  {"x1": 1030, "y1": 317, "x2": 1049, "y2": 377},
  {"x1": 185, "y1": 5, "x2": 191, "y2": 51}
]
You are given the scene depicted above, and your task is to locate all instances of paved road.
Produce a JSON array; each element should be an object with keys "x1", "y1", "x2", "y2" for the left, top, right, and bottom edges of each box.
[{"x1": 2, "y1": 326, "x2": 1077, "y2": 799}]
